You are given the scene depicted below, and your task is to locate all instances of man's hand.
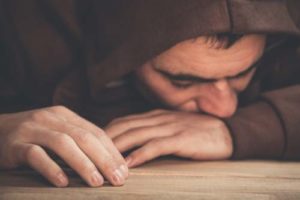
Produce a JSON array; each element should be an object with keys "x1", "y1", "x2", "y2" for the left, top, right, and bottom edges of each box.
[
  {"x1": 105, "y1": 109, "x2": 233, "y2": 168},
  {"x1": 0, "y1": 106, "x2": 128, "y2": 187}
]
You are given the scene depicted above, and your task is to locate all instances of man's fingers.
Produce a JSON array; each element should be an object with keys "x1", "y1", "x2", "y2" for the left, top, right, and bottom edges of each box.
[
  {"x1": 46, "y1": 106, "x2": 128, "y2": 180},
  {"x1": 65, "y1": 126, "x2": 128, "y2": 185},
  {"x1": 16, "y1": 143, "x2": 68, "y2": 187},
  {"x1": 107, "y1": 109, "x2": 168, "y2": 127},
  {"x1": 113, "y1": 124, "x2": 174, "y2": 153},
  {"x1": 28, "y1": 108, "x2": 128, "y2": 185},
  {"x1": 30, "y1": 128, "x2": 105, "y2": 187},
  {"x1": 105, "y1": 110, "x2": 174, "y2": 139},
  {"x1": 125, "y1": 135, "x2": 181, "y2": 168},
  {"x1": 106, "y1": 118, "x2": 159, "y2": 139},
  {"x1": 47, "y1": 119, "x2": 128, "y2": 185}
]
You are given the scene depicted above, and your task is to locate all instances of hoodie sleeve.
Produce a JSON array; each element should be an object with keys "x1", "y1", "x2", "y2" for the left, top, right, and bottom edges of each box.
[{"x1": 224, "y1": 85, "x2": 300, "y2": 160}]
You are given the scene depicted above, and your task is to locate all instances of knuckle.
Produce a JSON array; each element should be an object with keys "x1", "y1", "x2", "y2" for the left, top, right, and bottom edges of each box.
[
  {"x1": 74, "y1": 132, "x2": 94, "y2": 144},
  {"x1": 24, "y1": 145, "x2": 43, "y2": 162},
  {"x1": 150, "y1": 139, "x2": 164, "y2": 148},
  {"x1": 96, "y1": 129, "x2": 106, "y2": 138},
  {"x1": 28, "y1": 110, "x2": 49, "y2": 123},
  {"x1": 53, "y1": 133, "x2": 74, "y2": 146},
  {"x1": 13, "y1": 121, "x2": 34, "y2": 134},
  {"x1": 148, "y1": 139, "x2": 168, "y2": 153},
  {"x1": 49, "y1": 105, "x2": 70, "y2": 114}
]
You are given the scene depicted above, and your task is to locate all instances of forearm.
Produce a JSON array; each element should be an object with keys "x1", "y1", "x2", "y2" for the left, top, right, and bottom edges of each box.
[
  {"x1": 224, "y1": 101, "x2": 285, "y2": 159},
  {"x1": 224, "y1": 85, "x2": 300, "y2": 160}
]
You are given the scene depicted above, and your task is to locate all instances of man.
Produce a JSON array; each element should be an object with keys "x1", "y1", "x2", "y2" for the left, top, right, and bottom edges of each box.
[
  {"x1": 105, "y1": 34, "x2": 266, "y2": 167},
  {"x1": 0, "y1": 0, "x2": 299, "y2": 188}
]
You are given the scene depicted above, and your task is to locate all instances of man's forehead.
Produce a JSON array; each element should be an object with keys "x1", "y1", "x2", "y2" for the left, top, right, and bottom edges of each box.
[
  {"x1": 154, "y1": 49, "x2": 255, "y2": 79},
  {"x1": 153, "y1": 34, "x2": 265, "y2": 79}
]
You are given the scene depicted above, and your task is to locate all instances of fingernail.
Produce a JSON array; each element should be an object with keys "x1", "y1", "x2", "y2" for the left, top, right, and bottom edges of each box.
[
  {"x1": 112, "y1": 168, "x2": 125, "y2": 186},
  {"x1": 91, "y1": 171, "x2": 104, "y2": 187},
  {"x1": 119, "y1": 164, "x2": 129, "y2": 179},
  {"x1": 57, "y1": 172, "x2": 68, "y2": 187}
]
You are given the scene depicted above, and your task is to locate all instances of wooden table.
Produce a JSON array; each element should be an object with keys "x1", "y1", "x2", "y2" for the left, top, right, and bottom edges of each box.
[{"x1": 1, "y1": 158, "x2": 300, "y2": 200}]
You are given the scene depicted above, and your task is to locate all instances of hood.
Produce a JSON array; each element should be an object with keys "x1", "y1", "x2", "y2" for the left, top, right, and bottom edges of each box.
[{"x1": 58, "y1": 0, "x2": 300, "y2": 103}]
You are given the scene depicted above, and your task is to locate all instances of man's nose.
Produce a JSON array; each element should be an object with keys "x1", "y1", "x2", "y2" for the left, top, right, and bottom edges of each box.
[{"x1": 195, "y1": 79, "x2": 238, "y2": 118}]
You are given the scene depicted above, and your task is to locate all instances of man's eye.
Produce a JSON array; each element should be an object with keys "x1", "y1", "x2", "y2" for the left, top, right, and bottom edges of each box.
[{"x1": 170, "y1": 80, "x2": 194, "y2": 89}]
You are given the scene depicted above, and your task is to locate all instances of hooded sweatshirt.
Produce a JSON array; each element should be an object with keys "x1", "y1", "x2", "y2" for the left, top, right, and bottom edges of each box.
[{"x1": 0, "y1": 0, "x2": 300, "y2": 160}]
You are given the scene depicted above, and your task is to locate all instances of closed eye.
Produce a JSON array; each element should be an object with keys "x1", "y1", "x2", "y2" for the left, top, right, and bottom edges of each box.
[
  {"x1": 170, "y1": 80, "x2": 195, "y2": 89},
  {"x1": 154, "y1": 59, "x2": 259, "y2": 89}
]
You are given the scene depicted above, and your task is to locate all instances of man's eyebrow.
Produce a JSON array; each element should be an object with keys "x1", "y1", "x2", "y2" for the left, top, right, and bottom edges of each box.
[
  {"x1": 153, "y1": 61, "x2": 258, "y2": 84},
  {"x1": 154, "y1": 68, "x2": 215, "y2": 83}
]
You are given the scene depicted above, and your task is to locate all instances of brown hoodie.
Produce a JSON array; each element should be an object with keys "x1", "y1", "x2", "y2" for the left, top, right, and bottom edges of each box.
[{"x1": 0, "y1": 0, "x2": 300, "y2": 160}]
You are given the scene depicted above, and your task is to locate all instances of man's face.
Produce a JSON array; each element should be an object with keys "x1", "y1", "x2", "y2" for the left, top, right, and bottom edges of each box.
[{"x1": 135, "y1": 34, "x2": 266, "y2": 118}]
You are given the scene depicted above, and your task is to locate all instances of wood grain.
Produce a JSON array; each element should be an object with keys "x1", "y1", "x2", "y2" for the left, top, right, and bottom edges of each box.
[{"x1": 1, "y1": 158, "x2": 300, "y2": 200}]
